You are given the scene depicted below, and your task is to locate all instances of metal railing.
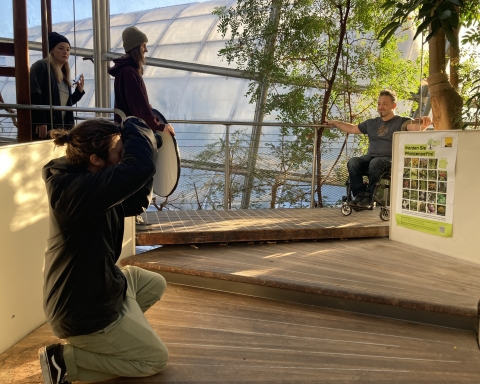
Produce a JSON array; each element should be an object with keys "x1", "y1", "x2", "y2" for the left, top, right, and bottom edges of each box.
[{"x1": 0, "y1": 103, "x2": 355, "y2": 210}]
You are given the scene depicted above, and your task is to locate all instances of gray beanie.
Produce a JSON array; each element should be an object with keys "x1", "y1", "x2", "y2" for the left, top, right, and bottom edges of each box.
[{"x1": 122, "y1": 26, "x2": 148, "y2": 53}]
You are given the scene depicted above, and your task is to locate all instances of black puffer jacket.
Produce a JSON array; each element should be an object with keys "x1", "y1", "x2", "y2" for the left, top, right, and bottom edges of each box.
[
  {"x1": 30, "y1": 58, "x2": 85, "y2": 140},
  {"x1": 42, "y1": 117, "x2": 156, "y2": 338}
]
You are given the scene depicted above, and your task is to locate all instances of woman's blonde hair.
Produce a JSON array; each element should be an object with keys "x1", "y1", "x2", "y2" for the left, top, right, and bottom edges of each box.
[{"x1": 49, "y1": 52, "x2": 72, "y2": 86}]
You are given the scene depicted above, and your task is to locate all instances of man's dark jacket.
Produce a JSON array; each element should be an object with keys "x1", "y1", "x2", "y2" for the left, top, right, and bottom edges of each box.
[
  {"x1": 42, "y1": 117, "x2": 156, "y2": 338},
  {"x1": 30, "y1": 58, "x2": 85, "y2": 140}
]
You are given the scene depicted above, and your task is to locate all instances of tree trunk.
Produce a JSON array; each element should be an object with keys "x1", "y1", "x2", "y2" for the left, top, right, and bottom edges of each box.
[
  {"x1": 316, "y1": 0, "x2": 351, "y2": 206},
  {"x1": 427, "y1": 73, "x2": 463, "y2": 130},
  {"x1": 429, "y1": 28, "x2": 446, "y2": 74},
  {"x1": 427, "y1": 30, "x2": 463, "y2": 130},
  {"x1": 449, "y1": 26, "x2": 460, "y2": 90}
]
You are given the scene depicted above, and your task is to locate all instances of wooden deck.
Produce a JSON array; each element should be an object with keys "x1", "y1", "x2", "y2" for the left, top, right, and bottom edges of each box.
[
  {"x1": 2, "y1": 284, "x2": 480, "y2": 383},
  {"x1": 136, "y1": 208, "x2": 389, "y2": 245},
  {"x1": 123, "y1": 237, "x2": 480, "y2": 330},
  {"x1": 4, "y1": 208, "x2": 480, "y2": 382}
]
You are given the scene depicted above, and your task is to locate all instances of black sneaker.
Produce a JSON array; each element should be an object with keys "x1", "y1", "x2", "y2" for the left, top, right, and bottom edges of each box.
[
  {"x1": 38, "y1": 344, "x2": 69, "y2": 384},
  {"x1": 357, "y1": 193, "x2": 373, "y2": 207},
  {"x1": 350, "y1": 193, "x2": 364, "y2": 206}
]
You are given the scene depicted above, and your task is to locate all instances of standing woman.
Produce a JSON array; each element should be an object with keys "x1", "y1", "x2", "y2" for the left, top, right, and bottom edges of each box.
[
  {"x1": 108, "y1": 26, "x2": 174, "y2": 135},
  {"x1": 30, "y1": 32, "x2": 85, "y2": 140}
]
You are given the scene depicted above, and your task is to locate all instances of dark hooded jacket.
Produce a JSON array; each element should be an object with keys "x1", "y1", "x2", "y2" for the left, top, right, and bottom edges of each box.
[
  {"x1": 30, "y1": 58, "x2": 85, "y2": 140},
  {"x1": 42, "y1": 117, "x2": 156, "y2": 338},
  {"x1": 108, "y1": 56, "x2": 164, "y2": 132}
]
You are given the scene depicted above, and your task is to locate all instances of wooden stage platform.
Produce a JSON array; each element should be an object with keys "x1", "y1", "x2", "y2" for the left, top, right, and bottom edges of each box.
[
  {"x1": 126, "y1": 237, "x2": 480, "y2": 331},
  {"x1": 3, "y1": 209, "x2": 480, "y2": 382},
  {"x1": 136, "y1": 208, "x2": 389, "y2": 245}
]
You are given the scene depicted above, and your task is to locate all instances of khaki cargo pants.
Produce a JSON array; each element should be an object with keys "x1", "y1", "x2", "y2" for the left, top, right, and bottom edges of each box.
[{"x1": 62, "y1": 265, "x2": 168, "y2": 382}]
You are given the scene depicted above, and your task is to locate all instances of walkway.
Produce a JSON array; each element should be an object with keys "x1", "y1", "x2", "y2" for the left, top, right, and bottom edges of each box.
[
  {"x1": 2, "y1": 284, "x2": 480, "y2": 383},
  {"x1": 3, "y1": 209, "x2": 480, "y2": 382},
  {"x1": 124, "y1": 237, "x2": 480, "y2": 331},
  {"x1": 136, "y1": 208, "x2": 389, "y2": 245}
]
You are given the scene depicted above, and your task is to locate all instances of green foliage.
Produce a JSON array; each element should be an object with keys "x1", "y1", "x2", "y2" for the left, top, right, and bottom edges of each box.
[
  {"x1": 213, "y1": 0, "x2": 422, "y2": 207},
  {"x1": 191, "y1": 128, "x2": 317, "y2": 208},
  {"x1": 378, "y1": 0, "x2": 480, "y2": 50},
  {"x1": 463, "y1": 81, "x2": 480, "y2": 128},
  {"x1": 460, "y1": 0, "x2": 480, "y2": 46},
  {"x1": 214, "y1": 0, "x2": 422, "y2": 124},
  {"x1": 457, "y1": 49, "x2": 480, "y2": 128}
]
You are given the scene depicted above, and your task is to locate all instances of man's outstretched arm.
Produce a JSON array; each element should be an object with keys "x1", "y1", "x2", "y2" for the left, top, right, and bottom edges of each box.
[
  {"x1": 405, "y1": 116, "x2": 432, "y2": 131},
  {"x1": 325, "y1": 120, "x2": 362, "y2": 134}
]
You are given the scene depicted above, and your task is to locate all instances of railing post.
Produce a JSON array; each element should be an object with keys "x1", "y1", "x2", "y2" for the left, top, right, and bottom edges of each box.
[
  {"x1": 310, "y1": 127, "x2": 318, "y2": 208},
  {"x1": 224, "y1": 125, "x2": 230, "y2": 210},
  {"x1": 12, "y1": 0, "x2": 32, "y2": 143},
  {"x1": 40, "y1": 0, "x2": 52, "y2": 58}
]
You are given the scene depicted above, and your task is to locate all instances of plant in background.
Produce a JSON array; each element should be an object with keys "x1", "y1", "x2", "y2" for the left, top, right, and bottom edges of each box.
[
  {"x1": 457, "y1": 50, "x2": 480, "y2": 128},
  {"x1": 214, "y1": 0, "x2": 422, "y2": 207},
  {"x1": 191, "y1": 129, "x2": 267, "y2": 209},
  {"x1": 379, "y1": 0, "x2": 480, "y2": 130},
  {"x1": 463, "y1": 80, "x2": 480, "y2": 128}
]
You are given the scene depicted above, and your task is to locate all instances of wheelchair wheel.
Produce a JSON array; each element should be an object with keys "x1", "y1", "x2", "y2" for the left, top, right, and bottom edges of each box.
[
  {"x1": 379, "y1": 207, "x2": 390, "y2": 221},
  {"x1": 341, "y1": 204, "x2": 352, "y2": 216}
]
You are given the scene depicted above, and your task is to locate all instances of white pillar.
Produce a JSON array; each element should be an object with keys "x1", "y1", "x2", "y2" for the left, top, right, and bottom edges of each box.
[{"x1": 92, "y1": 0, "x2": 111, "y2": 115}]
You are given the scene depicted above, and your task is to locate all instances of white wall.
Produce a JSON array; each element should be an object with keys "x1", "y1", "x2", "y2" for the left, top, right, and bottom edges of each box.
[
  {"x1": 0, "y1": 141, "x2": 61, "y2": 354},
  {"x1": 390, "y1": 130, "x2": 480, "y2": 264},
  {"x1": 0, "y1": 141, "x2": 135, "y2": 355}
]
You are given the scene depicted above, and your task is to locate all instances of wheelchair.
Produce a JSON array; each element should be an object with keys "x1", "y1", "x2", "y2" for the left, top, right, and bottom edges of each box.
[{"x1": 340, "y1": 170, "x2": 391, "y2": 221}]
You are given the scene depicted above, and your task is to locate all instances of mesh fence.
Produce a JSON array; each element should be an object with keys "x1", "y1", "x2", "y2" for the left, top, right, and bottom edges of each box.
[
  {"x1": 0, "y1": 117, "x2": 365, "y2": 210},
  {"x1": 154, "y1": 123, "x2": 364, "y2": 211},
  {"x1": 0, "y1": 116, "x2": 17, "y2": 145}
]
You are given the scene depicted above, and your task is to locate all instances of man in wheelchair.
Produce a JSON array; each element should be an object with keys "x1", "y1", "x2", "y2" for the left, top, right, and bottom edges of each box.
[{"x1": 326, "y1": 89, "x2": 431, "y2": 207}]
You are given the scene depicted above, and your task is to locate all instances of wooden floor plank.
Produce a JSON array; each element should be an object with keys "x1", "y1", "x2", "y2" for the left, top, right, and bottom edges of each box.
[
  {"x1": 2, "y1": 285, "x2": 479, "y2": 383},
  {"x1": 123, "y1": 238, "x2": 480, "y2": 319},
  {"x1": 136, "y1": 208, "x2": 389, "y2": 245},
  {"x1": 161, "y1": 285, "x2": 459, "y2": 337}
]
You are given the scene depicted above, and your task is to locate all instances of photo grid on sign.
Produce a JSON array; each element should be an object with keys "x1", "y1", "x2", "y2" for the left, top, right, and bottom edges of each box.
[{"x1": 402, "y1": 157, "x2": 447, "y2": 217}]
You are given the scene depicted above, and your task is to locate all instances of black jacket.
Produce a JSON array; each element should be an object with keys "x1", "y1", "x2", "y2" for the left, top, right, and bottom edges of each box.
[
  {"x1": 42, "y1": 117, "x2": 156, "y2": 338},
  {"x1": 30, "y1": 58, "x2": 85, "y2": 140}
]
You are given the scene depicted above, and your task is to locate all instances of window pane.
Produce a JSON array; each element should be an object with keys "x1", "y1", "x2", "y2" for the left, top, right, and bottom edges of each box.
[{"x1": 160, "y1": 16, "x2": 217, "y2": 45}]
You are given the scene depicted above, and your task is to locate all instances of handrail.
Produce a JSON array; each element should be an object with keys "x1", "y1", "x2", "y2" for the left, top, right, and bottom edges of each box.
[
  {"x1": 0, "y1": 104, "x2": 333, "y2": 210},
  {"x1": 4, "y1": 104, "x2": 478, "y2": 127},
  {"x1": 0, "y1": 103, "x2": 330, "y2": 128}
]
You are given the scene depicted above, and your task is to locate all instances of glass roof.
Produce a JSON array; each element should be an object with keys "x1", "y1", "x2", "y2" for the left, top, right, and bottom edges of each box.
[
  {"x1": 0, "y1": 0, "x2": 251, "y2": 124},
  {"x1": 0, "y1": 0, "x2": 420, "y2": 124}
]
